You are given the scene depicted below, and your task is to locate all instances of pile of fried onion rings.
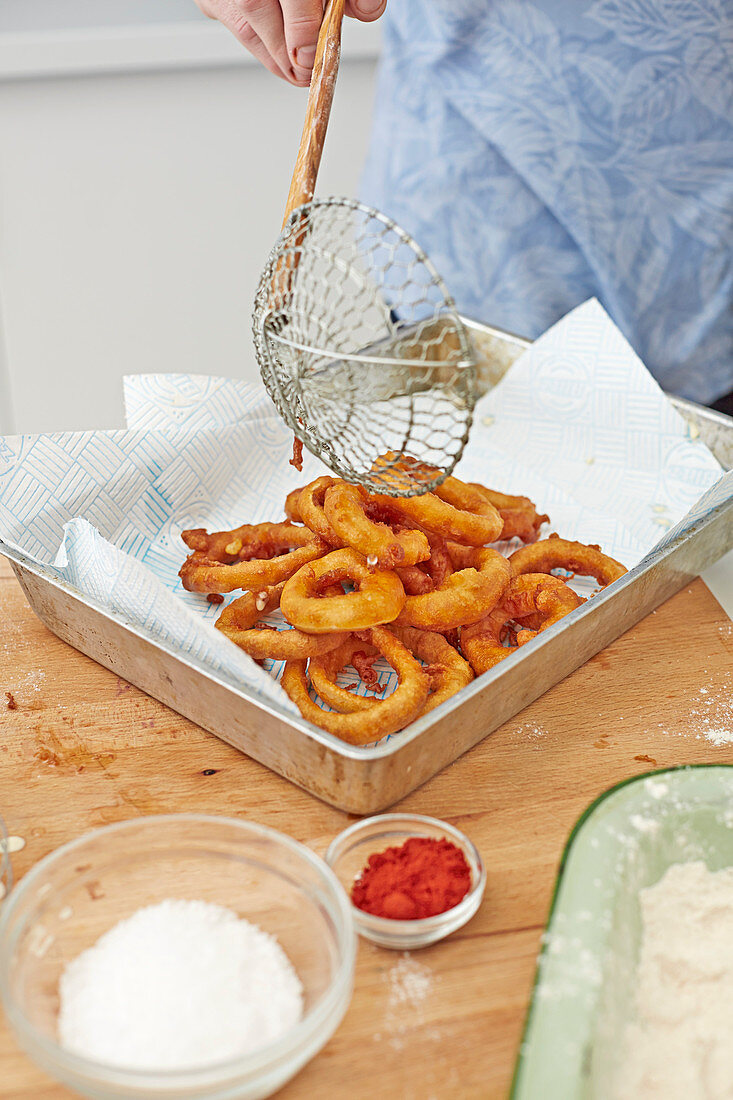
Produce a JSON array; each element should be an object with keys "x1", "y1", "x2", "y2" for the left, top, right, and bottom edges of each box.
[{"x1": 179, "y1": 464, "x2": 626, "y2": 745}]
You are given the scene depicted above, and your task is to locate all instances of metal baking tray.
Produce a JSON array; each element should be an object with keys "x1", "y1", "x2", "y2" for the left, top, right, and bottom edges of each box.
[{"x1": 2, "y1": 320, "x2": 732, "y2": 814}]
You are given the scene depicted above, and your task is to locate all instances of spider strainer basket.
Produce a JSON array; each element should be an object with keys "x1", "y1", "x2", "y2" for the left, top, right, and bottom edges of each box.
[{"x1": 253, "y1": 198, "x2": 479, "y2": 496}]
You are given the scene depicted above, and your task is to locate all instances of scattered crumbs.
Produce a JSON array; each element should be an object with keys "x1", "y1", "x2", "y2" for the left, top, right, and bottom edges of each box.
[
  {"x1": 481, "y1": 415, "x2": 495, "y2": 427},
  {"x1": 510, "y1": 722, "x2": 548, "y2": 745},
  {"x1": 85, "y1": 881, "x2": 105, "y2": 901},
  {"x1": 378, "y1": 953, "x2": 436, "y2": 1051},
  {"x1": 687, "y1": 421, "x2": 700, "y2": 441},
  {"x1": 388, "y1": 953, "x2": 433, "y2": 1009},
  {"x1": 652, "y1": 516, "x2": 672, "y2": 529},
  {"x1": 654, "y1": 672, "x2": 733, "y2": 747},
  {"x1": 585, "y1": 457, "x2": 595, "y2": 465},
  {"x1": 13, "y1": 670, "x2": 46, "y2": 696},
  {"x1": 651, "y1": 503, "x2": 670, "y2": 514},
  {"x1": 635, "y1": 754, "x2": 657, "y2": 765},
  {"x1": 688, "y1": 672, "x2": 733, "y2": 746},
  {"x1": 4, "y1": 691, "x2": 16, "y2": 710},
  {"x1": 206, "y1": 593, "x2": 224, "y2": 605}
]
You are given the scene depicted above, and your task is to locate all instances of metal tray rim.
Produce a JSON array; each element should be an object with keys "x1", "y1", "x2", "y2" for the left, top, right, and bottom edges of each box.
[{"x1": 2, "y1": 484, "x2": 731, "y2": 763}]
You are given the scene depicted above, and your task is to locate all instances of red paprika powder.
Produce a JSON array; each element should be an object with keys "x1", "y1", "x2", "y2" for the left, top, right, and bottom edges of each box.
[{"x1": 351, "y1": 836, "x2": 472, "y2": 920}]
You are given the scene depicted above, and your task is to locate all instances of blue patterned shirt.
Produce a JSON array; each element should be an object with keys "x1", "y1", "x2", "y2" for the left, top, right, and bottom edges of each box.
[{"x1": 360, "y1": 0, "x2": 733, "y2": 404}]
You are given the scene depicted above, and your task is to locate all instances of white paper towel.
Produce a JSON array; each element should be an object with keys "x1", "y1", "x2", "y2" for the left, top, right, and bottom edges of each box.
[{"x1": 1, "y1": 300, "x2": 729, "y2": 730}]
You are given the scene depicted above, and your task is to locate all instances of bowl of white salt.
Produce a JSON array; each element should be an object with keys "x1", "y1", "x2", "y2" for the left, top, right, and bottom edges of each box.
[{"x1": 0, "y1": 815, "x2": 356, "y2": 1099}]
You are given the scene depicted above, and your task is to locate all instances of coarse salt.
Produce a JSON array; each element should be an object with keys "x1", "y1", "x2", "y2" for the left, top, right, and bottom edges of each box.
[
  {"x1": 58, "y1": 899, "x2": 303, "y2": 1071},
  {"x1": 376, "y1": 953, "x2": 436, "y2": 1052},
  {"x1": 388, "y1": 952, "x2": 433, "y2": 1009}
]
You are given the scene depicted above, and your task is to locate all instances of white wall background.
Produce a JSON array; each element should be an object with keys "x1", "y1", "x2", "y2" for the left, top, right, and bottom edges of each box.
[
  {"x1": 3, "y1": 6, "x2": 733, "y2": 615},
  {"x1": 0, "y1": 4, "x2": 380, "y2": 434}
]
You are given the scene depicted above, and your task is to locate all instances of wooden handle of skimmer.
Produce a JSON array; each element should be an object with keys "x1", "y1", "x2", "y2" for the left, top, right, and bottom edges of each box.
[{"x1": 282, "y1": 0, "x2": 346, "y2": 226}]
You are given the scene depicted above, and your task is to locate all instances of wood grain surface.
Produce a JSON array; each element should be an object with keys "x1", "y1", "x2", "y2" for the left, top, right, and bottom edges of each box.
[{"x1": 1, "y1": 555, "x2": 732, "y2": 1100}]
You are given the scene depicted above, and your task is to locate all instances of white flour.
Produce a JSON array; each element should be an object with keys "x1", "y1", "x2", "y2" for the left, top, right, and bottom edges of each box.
[
  {"x1": 58, "y1": 899, "x2": 303, "y2": 1071},
  {"x1": 613, "y1": 862, "x2": 733, "y2": 1099}
]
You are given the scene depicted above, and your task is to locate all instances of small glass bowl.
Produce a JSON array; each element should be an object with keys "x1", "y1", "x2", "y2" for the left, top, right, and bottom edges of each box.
[
  {"x1": 0, "y1": 815, "x2": 356, "y2": 1100},
  {"x1": 325, "y1": 813, "x2": 486, "y2": 950}
]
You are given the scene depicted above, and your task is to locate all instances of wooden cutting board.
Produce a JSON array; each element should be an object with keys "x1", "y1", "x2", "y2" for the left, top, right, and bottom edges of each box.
[{"x1": 1, "y1": 555, "x2": 732, "y2": 1099}]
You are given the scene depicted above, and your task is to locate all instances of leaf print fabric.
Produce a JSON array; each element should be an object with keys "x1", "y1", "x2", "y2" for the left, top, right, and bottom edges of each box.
[{"x1": 360, "y1": 0, "x2": 733, "y2": 404}]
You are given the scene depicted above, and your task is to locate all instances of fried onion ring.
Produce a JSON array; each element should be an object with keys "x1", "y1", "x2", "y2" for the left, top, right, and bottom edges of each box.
[
  {"x1": 390, "y1": 625, "x2": 474, "y2": 714},
  {"x1": 281, "y1": 626, "x2": 429, "y2": 744},
  {"x1": 309, "y1": 638, "x2": 382, "y2": 712},
  {"x1": 324, "y1": 481, "x2": 430, "y2": 568},
  {"x1": 310, "y1": 626, "x2": 473, "y2": 716},
  {"x1": 461, "y1": 573, "x2": 584, "y2": 674},
  {"x1": 372, "y1": 476, "x2": 503, "y2": 546},
  {"x1": 368, "y1": 451, "x2": 446, "y2": 493},
  {"x1": 280, "y1": 548, "x2": 406, "y2": 633},
  {"x1": 395, "y1": 565, "x2": 434, "y2": 595},
  {"x1": 179, "y1": 522, "x2": 327, "y2": 594},
  {"x1": 395, "y1": 547, "x2": 511, "y2": 631},
  {"x1": 468, "y1": 483, "x2": 549, "y2": 543},
  {"x1": 284, "y1": 486, "x2": 305, "y2": 522},
  {"x1": 511, "y1": 575, "x2": 585, "y2": 645},
  {"x1": 460, "y1": 606, "x2": 516, "y2": 674},
  {"x1": 297, "y1": 476, "x2": 344, "y2": 547},
  {"x1": 396, "y1": 534, "x2": 453, "y2": 594},
  {"x1": 215, "y1": 583, "x2": 348, "y2": 660},
  {"x1": 369, "y1": 455, "x2": 539, "y2": 545},
  {"x1": 509, "y1": 534, "x2": 627, "y2": 587}
]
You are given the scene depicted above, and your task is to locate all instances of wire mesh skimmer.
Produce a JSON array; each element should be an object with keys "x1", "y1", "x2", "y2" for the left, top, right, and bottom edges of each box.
[
  {"x1": 253, "y1": 0, "x2": 480, "y2": 497},
  {"x1": 253, "y1": 197, "x2": 480, "y2": 497}
]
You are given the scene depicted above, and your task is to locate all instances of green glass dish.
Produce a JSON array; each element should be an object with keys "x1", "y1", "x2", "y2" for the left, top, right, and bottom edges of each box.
[{"x1": 511, "y1": 765, "x2": 733, "y2": 1100}]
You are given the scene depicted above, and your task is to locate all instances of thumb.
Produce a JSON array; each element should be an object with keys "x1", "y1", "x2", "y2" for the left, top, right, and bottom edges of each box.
[{"x1": 346, "y1": 0, "x2": 387, "y2": 23}]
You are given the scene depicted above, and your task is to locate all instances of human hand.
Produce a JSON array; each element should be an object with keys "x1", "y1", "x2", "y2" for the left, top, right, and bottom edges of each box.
[{"x1": 196, "y1": 0, "x2": 387, "y2": 86}]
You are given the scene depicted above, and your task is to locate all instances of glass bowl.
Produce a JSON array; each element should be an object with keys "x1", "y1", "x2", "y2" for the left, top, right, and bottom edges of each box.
[
  {"x1": 0, "y1": 815, "x2": 356, "y2": 1100},
  {"x1": 324, "y1": 813, "x2": 486, "y2": 949},
  {"x1": 0, "y1": 816, "x2": 11, "y2": 903}
]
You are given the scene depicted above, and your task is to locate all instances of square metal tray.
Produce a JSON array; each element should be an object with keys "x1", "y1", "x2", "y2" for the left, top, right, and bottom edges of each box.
[{"x1": 2, "y1": 320, "x2": 732, "y2": 813}]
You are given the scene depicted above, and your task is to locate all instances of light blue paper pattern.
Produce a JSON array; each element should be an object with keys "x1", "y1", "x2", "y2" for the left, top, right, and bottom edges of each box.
[
  {"x1": 54, "y1": 517, "x2": 297, "y2": 713},
  {"x1": 467, "y1": 300, "x2": 725, "y2": 548},
  {"x1": 0, "y1": 417, "x2": 314, "y2": 715}
]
